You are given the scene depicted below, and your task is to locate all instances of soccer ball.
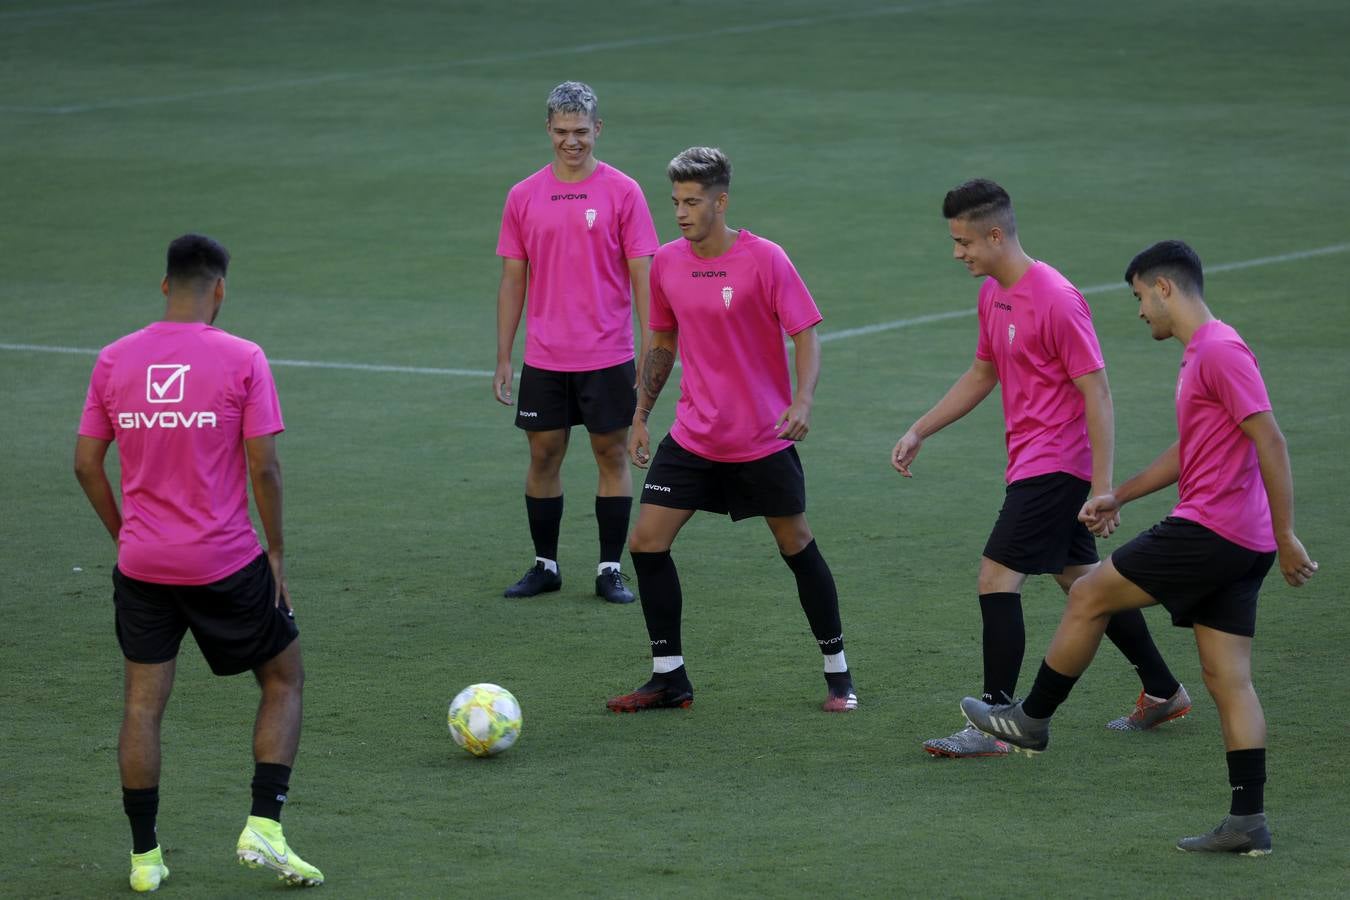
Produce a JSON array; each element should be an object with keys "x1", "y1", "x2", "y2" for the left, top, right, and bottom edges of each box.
[{"x1": 447, "y1": 683, "x2": 522, "y2": 757}]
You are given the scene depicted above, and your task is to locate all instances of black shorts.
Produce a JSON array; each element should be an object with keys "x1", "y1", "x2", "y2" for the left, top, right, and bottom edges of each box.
[
  {"x1": 1111, "y1": 517, "x2": 1276, "y2": 637},
  {"x1": 516, "y1": 361, "x2": 636, "y2": 434},
  {"x1": 112, "y1": 552, "x2": 299, "y2": 676},
  {"x1": 983, "y1": 472, "x2": 1099, "y2": 574},
  {"x1": 640, "y1": 434, "x2": 806, "y2": 521}
]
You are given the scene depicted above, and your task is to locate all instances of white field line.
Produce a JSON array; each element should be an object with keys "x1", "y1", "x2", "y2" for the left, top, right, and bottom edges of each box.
[
  {"x1": 3, "y1": 242, "x2": 1346, "y2": 377},
  {"x1": 818, "y1": 242, "x2": 1350, "y2": 343},
  {"x1": 0, "y1": 0, "x2": 982, "y2": 115}
]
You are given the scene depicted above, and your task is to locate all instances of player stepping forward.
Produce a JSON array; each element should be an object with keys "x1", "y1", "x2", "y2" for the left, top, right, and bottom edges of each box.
[
  {"x1": 960, "y1": 240, "x2": 1316, "y2": 852},
  {"x1": 891, "y1": 180, "x2": 1187, "y2": 759},
  {"x1": 75, "y1": 236, "x2": 324, "y2": 891},
  {"x1": 605, "y1": 147, "x2": 857, "y2": 715},
  {"x1": 493, "y1": 81, "x2": 659, "y2": 606}
]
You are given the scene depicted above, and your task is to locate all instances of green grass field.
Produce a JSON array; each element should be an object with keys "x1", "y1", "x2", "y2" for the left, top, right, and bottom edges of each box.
[{"x1": 3, "y1": 1, "x2": 1348, "y2": 896}]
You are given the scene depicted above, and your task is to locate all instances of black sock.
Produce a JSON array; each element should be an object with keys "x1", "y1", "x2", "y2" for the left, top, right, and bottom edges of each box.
[
  {"x1": 525, "y1": 495, "x2": 563, "y2": 562},
  {"x1": 1227, "y1": 748, "x2": 1266, "y2": 816},
  {"x1": 978, "y1": 592, "x2": 1024, "y2": 704},
  {"x1": 782, "y1": 541, "x2": 844, "y2": 656},
  {"x1": 1104, "y1": 609, "x2": 1180, "y2": 699},
  {"x1": 123, "y1": 786, "x2": 159, "y2": 854},
  {"x1": 250, "y1": 762, "x2": 292, "y2": 823},
  {"x1": 595, "y1": 496, "x2": 631, "y2": 566},
  {"x1": 1023, "y1": 660, "x2": 1079, "y2": 719},
  {"x1": 631, "y1": 550, "x2": 682, "y2": 658}
]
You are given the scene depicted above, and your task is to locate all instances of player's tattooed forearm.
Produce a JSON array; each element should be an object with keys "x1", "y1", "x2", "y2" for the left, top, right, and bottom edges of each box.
[{"x1": 643, "y1": 347, "x2": 674, "y2": 399}]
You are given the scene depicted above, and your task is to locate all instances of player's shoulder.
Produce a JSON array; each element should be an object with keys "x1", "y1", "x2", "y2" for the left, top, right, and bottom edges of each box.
[
  {"x1": 594, "y1": 161, "x2": 643, "y2": 191},
  {"x1": 200, "y1": 325, "x2": 269, "y2": 362},
  {"x1": 506, "y1": 164, "x2": 553, "y2": 197},
  {"x1": 1027, "y1": 262, "x2": 1084, "y2": 301},
  {"x1": 654, "y1": 237, "x2": 689, "y2": 263},
  {"x1": 736, "y1": 230, "x2": 792, "y2": 267},
  {"x1": 1193, "y1": 321, "x2": 1256, "y2": 364}
]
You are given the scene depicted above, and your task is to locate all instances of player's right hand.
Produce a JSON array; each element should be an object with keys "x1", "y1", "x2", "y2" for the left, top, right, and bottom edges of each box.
[
  {"x1": 493, "y1": 362, "x2": 513, "y2": 406},
  {"x1": 892, "y1": 431, "x2": 922, "y2": 477},
  {"x1": 629, "y1": 419, "x2": 651, "y2": 469}
]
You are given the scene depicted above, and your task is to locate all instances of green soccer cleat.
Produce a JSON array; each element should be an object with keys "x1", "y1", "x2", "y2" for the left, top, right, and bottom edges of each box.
[
  {"x1": 236, "y1": 815, "x2": 324, "y2": 887},
  {"x1": 129, "y1": 845, "x2": 169, "y2": 892}
]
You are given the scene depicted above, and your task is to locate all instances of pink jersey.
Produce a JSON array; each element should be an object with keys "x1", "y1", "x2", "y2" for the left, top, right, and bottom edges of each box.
[
  {"x1": 649, "y1": 230, "x2": 822, "y2": 462},
  {"x1": 1171, "y1": 321, "x2": 1275, "y2": 551},
  {"x1": 78, "y1": 321, "x2": 285, "y2": 585},
  {"x1": 975, "y1": 262, "x2": 1104, "y2": 484},
  {"x1": 496, "y1": 162, "x2": 659, "y2": 372}
]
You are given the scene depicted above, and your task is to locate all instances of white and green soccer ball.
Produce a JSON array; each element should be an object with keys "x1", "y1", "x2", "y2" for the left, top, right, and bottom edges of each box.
[{"x1": 448, "y1": 683, "x2": 522, "y2": 757}]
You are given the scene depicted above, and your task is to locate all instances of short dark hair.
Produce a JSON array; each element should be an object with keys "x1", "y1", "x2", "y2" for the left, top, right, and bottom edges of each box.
[
  {"x1": 166, "y1": 233, "x2": 230, "y2": 284},
  {"x1": 942, "y1": 178, "x2": 1015, "y2": 233},
  {"x1": 667, "y1": 146, "x2": 732, "y2": 192},
  {"x1": 1124, "y1": 239, "x2": 1204, "y2": 296}
]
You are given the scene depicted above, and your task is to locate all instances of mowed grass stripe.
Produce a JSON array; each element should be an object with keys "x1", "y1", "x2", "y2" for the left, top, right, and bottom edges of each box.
[{"x1": 5, "y1": 241, "x2": 1345, "y2": 375}]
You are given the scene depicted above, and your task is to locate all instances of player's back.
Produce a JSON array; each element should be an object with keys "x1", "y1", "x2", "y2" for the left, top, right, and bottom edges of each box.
[{"x1": 80, "y1": 321, "x2": 284, "y2": 584}]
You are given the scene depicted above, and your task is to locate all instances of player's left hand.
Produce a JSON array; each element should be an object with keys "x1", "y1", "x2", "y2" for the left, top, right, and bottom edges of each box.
[
  {"x1": 1277, "y1": 534, "x2": 1318, "y2": 587},
  {"x1": 1078, "y1": 493, "x2": 1122, "y2": 538},
  {"x1": 775, "y1": 401, "x2": 811, "y2": 441}
]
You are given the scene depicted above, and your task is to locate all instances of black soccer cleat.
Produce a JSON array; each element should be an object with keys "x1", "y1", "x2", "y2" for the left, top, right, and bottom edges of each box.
[
  {"x1": 503, "y1": 562, "x2": 561, "y2": 598},
  {"x1": 607, "y1": 670, "x2": 694, "y2": 713},
  {"x1": 595, "y1": 567, "x2": 635, "y2": 604}
]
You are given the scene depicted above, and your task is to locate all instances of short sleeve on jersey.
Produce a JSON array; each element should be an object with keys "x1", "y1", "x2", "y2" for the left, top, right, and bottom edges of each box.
[
  {"x1": 77, "y1": 352, "x2": 115, "y2": 440},
  {"x1": 241, "y1": 350, "x2": 285, "y2": 439},
  {"x1": 1199, "y1": 339, "x2": 1272, "y2": 425}
]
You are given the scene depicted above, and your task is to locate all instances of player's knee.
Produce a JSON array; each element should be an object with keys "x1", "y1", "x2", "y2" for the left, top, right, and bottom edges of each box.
[
  {"x1": 1066, "y1": 576, "x2": 1109, "y2": 618},
  {"x1": 1199, "y1": 659, "x2": 1250, "y2": 698}
]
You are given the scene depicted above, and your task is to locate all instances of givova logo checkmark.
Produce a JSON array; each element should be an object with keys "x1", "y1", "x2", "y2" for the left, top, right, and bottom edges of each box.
[{"x1": 146, "y1": 364, "x2": 190, "y2": 403}]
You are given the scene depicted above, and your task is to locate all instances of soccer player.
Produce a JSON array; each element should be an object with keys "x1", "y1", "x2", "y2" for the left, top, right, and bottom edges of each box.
[
  {"x1": 961, "y1": 239, "x2": 1317, "y2": 854},
  {"x1": 605, "y1": 147, "x2": 857, "y2": 714},
  {"x1": 74, "y1": 235, "x2": 322, "y2": 891},
  {"x1": 892, "y1": 180, "x2": 1186, "y2": 758},
  {"x1": 493, "y1": 81, "x2": 660, "y2": 604}
]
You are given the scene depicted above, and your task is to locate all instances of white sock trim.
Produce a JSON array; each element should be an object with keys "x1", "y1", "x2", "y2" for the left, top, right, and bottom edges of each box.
[
  {"x1": 823, "y1": 651, "x2": 848, "y2": 674},
  {"x1": 598, "y1": 561, "x2": 621, "y2": 575},
  {"x1": 535, "y1": 557, "x2": 559, "y2": 574},
  {"x1": 652, "y1": 655, "x2": 684, "y2": 674}
]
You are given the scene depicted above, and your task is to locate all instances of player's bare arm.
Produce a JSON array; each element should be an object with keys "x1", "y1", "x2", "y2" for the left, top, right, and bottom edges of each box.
[
  {"x1": 776, "y1": 326, "x2": 820, "y2": 441},
  {"x1": 493, "y1": 257, "x2": 528, "y2": 405},
  {"x1": 892, "y1": 357, "x2": 998, "y2": 477},
  {"x1": 245, "y1": 434, "x2": 290, "y2": 610},
  {"x1": 1079, "y1": 441, "x2": 1181, "y2": 534},
  {"x1": 630, "y1": 330, "x2": 677, "y2": 468},
  {"x1": 74, "y1": 435, "x2": 121, "y2": 541},
  {"x1": 629, "y1": 256, "x2": 653, "y2": 388},
  {"x1": 1239, "y1": 410, "x2": 1318, "y2": 586},
  {"x1": 1073, "y1": 368, "x2": 1118, "y2": 535}
]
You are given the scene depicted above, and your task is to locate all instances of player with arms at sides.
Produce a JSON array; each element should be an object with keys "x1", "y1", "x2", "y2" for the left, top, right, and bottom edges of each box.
[
  {"x1": 606, "y1": 147, "x2": 857, "y2": 714},
  {"x1": 962, "y1": 240, "x2": 1317, "y2": 854},
  {"x1": 75, "y1": 235, "x2": 322, "y2": 891},
  {"x1": 493, "y1": 80, "x2": 660, "y2": 604},
  {"x1": 892, "y1": 180, "x2": 1187, "y2": 758}
]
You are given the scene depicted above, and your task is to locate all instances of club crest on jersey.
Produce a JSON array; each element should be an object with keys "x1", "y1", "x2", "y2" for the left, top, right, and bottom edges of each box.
[
  {"x1": 722, "y1": 286, "x2": 733, "y2": 309},
  {"x1": 1007, "y1": 324, "x2": 1016, "y2": 345},
  {"x1": 585, "y1": 208, "x2": 597, "y2": 229}
]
